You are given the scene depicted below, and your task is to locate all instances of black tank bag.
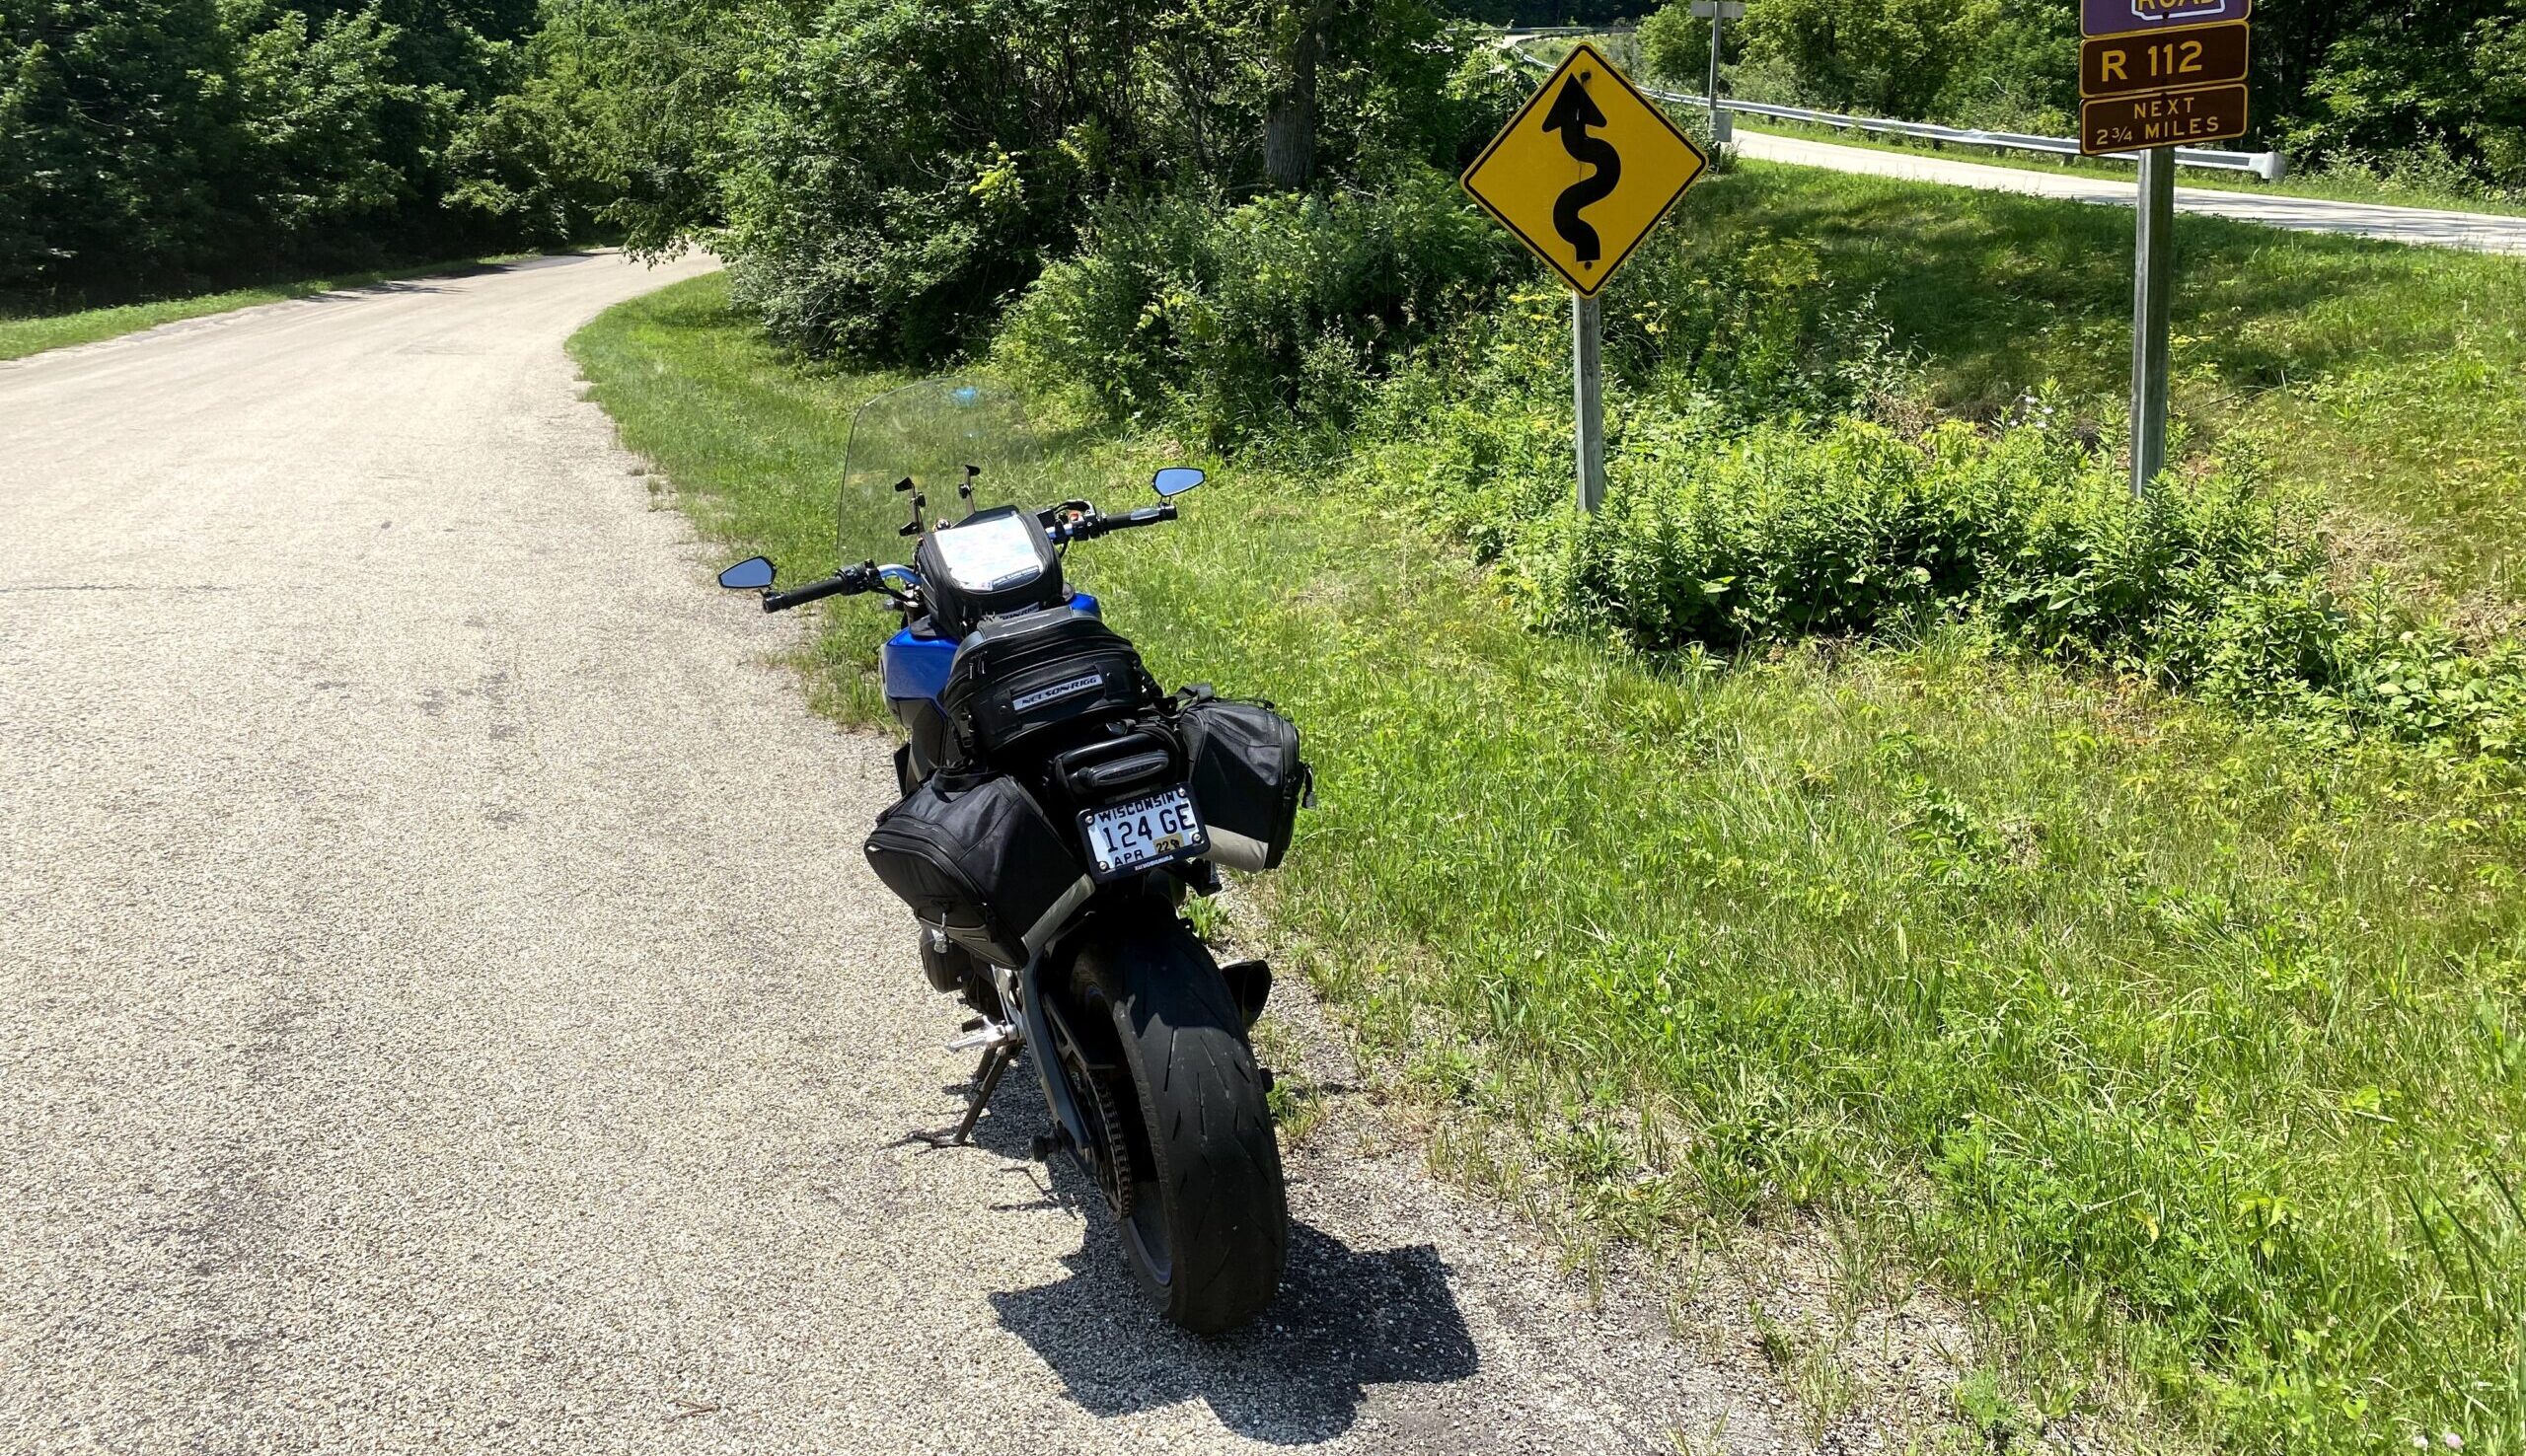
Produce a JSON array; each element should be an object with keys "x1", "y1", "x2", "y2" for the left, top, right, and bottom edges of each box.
[
  {"x1": 1175, "y1": 688, "x2": 1311, "y2": 872},
  {"x1": 863, "y1": 770, "x2": 1092, "y2": 968},
  {"x1": 941, "y1": 608, "x2": 1157, "y2": 761}
]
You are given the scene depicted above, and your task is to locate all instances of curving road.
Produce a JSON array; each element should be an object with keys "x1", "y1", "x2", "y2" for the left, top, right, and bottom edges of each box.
[
  {"x1": 1735, "y1": 128, "x2": 2526, "y2": 255},
  {"x1": 0, "y1": 254, "x2": 1829, "y2": 1453}
]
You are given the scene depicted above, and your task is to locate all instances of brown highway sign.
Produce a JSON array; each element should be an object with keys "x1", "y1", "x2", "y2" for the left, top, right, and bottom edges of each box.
[
  {"x1": 2082, "y1": 22, "x2": 2249, "y2": 100},
  {"x1": 2082, "y1": 83, "x2": 2250, "y2": 154}
]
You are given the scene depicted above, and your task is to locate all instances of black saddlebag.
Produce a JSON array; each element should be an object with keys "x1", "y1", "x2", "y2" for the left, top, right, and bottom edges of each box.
[
  {"x1": 941, "y1": 608, "x2": 1158, "y2": 761},
  {"x1": 863, "y1": 770, "x2": 1092, "y2": 969},
  {"x1": 1175, "y1": 689, "x2": 1310, "y2": 872}
]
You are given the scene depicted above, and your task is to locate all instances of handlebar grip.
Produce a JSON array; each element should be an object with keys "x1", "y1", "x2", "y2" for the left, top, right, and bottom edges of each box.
[
  {"x1": 762, "y1": 570, "x2": 858, "y2": 613},
  {"x1": 1113, "y1": 504, "x2": 1178, "y2": 531}
]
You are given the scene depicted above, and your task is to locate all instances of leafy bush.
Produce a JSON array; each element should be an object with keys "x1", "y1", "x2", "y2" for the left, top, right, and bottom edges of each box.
[
  {"x1": 1394, "y1": 390, "x2": 2526, "y2": 764},
  {"x1": 1002, "y1": 168, "x2": 1516, "y2": 445}
]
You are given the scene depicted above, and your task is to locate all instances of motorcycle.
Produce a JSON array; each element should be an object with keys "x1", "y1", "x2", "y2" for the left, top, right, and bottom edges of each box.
[{"x1": 714, "y1": 379, "x2": 1308, "y2": 1333}]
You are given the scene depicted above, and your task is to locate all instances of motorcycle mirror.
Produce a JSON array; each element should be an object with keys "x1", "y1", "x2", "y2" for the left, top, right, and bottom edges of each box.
[
  {"x1": 1152, "y1": 467, "x2": 1206, "y2": 498},
  {"x1": 717, "y1": 555, "x2": 777, "y2": 590}
]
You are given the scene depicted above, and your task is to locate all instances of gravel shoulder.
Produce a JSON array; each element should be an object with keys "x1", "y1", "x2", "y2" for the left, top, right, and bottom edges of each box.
[{"x1": 0, "y1": 251, "x2": 1947, "y2": 1454}]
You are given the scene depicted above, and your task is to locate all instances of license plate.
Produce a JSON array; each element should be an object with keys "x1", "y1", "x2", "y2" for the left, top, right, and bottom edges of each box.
[{"x1": 1078, "y1": 785, "x2": 1208, "y2": 880}]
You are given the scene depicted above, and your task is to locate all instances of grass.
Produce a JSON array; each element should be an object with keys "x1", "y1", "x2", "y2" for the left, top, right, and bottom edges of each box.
[
  {"x1": 576, "y1": 270, "x2": 2526, "y2": 1453},
  {"x1": 1649, "y1": 160, "x2": 2526, "y2": 603},
  {"x1": 0, "y1": 252, "x2": 550, "y2": 362},
  {"x1": 1728, "y1": 114, "x2": 2526, "y2": 220}
]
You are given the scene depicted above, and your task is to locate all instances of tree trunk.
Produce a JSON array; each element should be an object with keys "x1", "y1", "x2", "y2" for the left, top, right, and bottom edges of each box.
[{"x1": 1262, "y1": 11, "x2": 1320, "y2": 190}]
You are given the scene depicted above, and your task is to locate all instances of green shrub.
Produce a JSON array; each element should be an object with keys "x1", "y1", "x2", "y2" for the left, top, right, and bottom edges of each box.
[
  {"x1": 1002, "y1": 168, "x2": 1519, "y2": 445},
  {"x1": 1377, "y1": 389, "x2": 2526, "y2": 765}
]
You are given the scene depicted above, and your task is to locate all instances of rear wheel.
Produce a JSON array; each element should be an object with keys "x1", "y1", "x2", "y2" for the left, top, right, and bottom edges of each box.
[{"x1": 1070, "y1": 910, "x2": 1286, "y2": 1333}]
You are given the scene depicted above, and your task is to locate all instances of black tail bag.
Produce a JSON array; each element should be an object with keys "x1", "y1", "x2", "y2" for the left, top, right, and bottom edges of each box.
[
  {"x1": 864, "y1": 770, "x2": 1092, "y2": 968},
  {"x1": 1176, "y1": 688, "x2": 1310, "y2": 872}
]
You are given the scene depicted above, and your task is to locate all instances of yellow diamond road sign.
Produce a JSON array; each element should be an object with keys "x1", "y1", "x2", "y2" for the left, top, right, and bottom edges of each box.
[{"x1": 1461, "y1": 41, "x2": 1710, "y2": 298}]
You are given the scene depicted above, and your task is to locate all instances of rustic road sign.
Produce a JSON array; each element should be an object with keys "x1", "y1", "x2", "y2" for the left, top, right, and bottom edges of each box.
[
  {"x1": 1460, "y1": 40, "x2": 1710, "y2": 299},
  {"x1": 2083, "y1": 82, "x2": 2251, "y2": 154},
  {"x1": 2081, "y1": 22, "x2": 2250, "y2": 100},
  {"x1": 2084, "y1": 4, "x2": 2255, "y2": 497},
  {"x1": 2082, "y1": 0, "x2": 2248, "y2": 38}
]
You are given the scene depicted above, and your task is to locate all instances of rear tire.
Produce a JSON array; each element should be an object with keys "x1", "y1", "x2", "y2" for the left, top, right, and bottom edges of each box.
[{"x1": 1072, "y1": 911, "x2": 1287, "y2": 1333}]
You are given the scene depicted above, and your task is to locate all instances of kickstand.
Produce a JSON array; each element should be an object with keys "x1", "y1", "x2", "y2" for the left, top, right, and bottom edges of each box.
[{"x1": 909, "y1": 1042, "x2": 1015, "y2": 1148}]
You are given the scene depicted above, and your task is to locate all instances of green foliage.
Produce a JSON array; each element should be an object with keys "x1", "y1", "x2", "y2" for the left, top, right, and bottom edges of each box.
[
  {"x1": 228, "y1": 2, "x2": 429, "y2": 234},
  {"x1": 1733, "y1": 0, "x2": 1998, "y2": 121},
  {"x1": 1, "y1": 0, "x2": 570, "y2": 303},
  {"x1": 540, "y1": 0, "x2": 1502, "y2": 363},
  {"x1": 1, "y1": 0, "x2": 244, "y2": 295},
  {"x1": 1637, "y1": 4, "x2": 1720, "y2": 99},
  {"x1": 706, "y1": 0, "x2": 1204, "y2": 360},
  {"x1": 1002, "y1": 168, "x2": 1516, "y2": 445}
]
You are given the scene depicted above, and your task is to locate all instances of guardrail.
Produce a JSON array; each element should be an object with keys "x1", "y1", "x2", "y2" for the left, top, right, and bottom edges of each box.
[
  {"x1": 1503, "y1": 43, "x2": 2287, "y2": 182},
  {"x1": 1508, "y1": 26, "x2": 1636, "y2": 37}
]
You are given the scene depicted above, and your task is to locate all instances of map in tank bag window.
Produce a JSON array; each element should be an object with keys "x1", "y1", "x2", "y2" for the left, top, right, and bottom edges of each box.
[{"x1": 932, "y1": 513, "x2": 1045, "y2": 592}]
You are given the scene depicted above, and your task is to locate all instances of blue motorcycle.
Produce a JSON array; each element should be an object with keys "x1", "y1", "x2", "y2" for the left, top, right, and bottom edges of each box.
[{"x1": 718, "y1": 380, "x2": 1308, "y2": 1332}]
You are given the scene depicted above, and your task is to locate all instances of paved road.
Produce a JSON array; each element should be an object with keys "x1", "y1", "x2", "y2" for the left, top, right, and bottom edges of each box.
[
  {"x1": 1736, "y1": 128, "x2": 2526, "y2": 255},
  {"x1": 0, "y1": 255, "x2": 1819, "y2": 1453}
]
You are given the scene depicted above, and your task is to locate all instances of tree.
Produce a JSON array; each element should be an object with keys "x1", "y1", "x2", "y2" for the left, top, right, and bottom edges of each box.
[
  {"x1": 0, "y1": 0, "x2": 248, "y2": 295},
  {"x1": 1265, "y1": 0, "x2": 1335, "y2": 188}
]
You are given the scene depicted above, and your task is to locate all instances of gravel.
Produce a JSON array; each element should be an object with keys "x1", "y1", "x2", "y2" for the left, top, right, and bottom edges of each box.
[{"x1": 0, "y1": 253, "x2": 1807, "y2": 1454}]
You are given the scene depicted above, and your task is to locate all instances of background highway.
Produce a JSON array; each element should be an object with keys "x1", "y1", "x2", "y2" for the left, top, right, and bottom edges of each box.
[{"x1": 1733, "y1": 127, "x2": 2526, "y2": 255}]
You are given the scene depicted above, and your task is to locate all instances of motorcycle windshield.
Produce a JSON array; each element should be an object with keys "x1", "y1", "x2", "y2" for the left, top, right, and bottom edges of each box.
[{"x1": 837, "y1": 379, "x2": 1049, "y2": 566}]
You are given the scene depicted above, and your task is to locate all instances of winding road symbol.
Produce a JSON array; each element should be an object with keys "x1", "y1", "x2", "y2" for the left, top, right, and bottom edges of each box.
[
  {"x1": 1457, "y1": 41, "x2": 1709, "y2": 297},
  {"x1": 1541, "y1": 73, "x2": 1621, "y2": 268}
]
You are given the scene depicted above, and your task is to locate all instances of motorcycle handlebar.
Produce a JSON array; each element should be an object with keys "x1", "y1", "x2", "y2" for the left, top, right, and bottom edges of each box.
[
  {"x1": 762, "y1": 565, "x2": 869, "y2": 613},
  {"x1": 1058, "y1": 503, "x2": 1177, "y2": 544}
]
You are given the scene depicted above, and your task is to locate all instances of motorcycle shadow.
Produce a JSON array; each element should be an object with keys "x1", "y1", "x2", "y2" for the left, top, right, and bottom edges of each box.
[{"x1": 970, "y1": 1081, "x2": 1483, "y2": 1444}]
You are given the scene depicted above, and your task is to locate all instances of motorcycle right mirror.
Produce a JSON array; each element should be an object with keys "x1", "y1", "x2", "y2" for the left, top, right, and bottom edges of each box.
[
  {"x1": 1152, "y1": 466, "x2": 1206, "y2": 498},
  {"x1": 717, "y1": 555, "x2": 777, "y2": 590}
]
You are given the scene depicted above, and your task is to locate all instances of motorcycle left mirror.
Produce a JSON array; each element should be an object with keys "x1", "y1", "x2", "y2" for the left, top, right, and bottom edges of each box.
[{"x1": 717, "y1": 555, "x2": 777, "y2": 590}]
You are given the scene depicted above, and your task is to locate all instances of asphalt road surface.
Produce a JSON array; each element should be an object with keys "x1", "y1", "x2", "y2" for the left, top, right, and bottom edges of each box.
[
  {"x1": 0, "y1": 255, "x2": 1817, "y2": 1453},
  {"x1": 1735, "y1": 127, "x2": 2526, "y2": 255}
]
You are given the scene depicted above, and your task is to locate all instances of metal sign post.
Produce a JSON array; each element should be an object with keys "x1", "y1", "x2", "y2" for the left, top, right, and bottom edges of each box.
[
  {"x1": 1461, "y1": 42, "x2": 1710, "y2": 514},
  {"x1": 1689, "y1": 1, "x2": 1745, "y2": 145},
  {"x1": 2129, "y1": 148, "x2": 2174, "y2": 496},
  {"x1": 1574, "y1": 296, "x2": 1606, "y2": 510},
  {"x1": 2080, "y1": 0, "x2": 2252, "y2": 495}
]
